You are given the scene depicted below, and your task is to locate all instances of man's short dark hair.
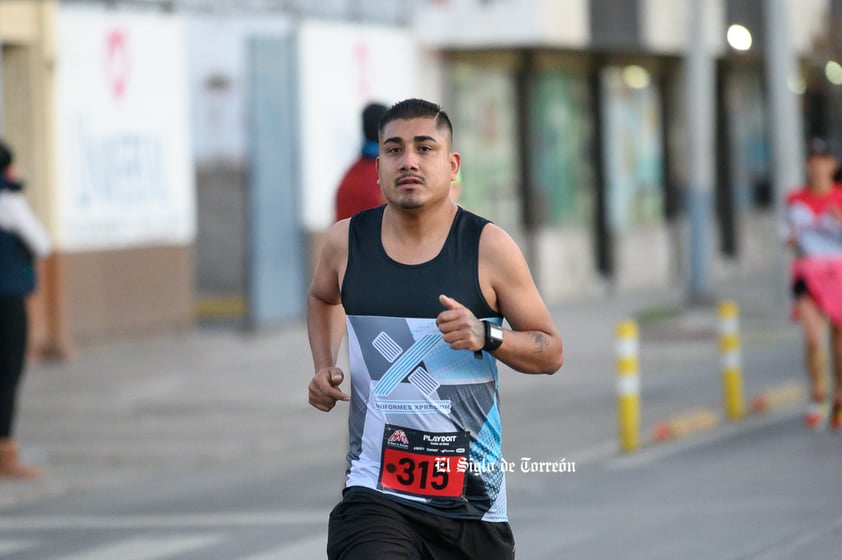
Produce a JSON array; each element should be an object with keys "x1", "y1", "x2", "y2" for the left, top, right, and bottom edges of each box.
[
  {"x1": 0, "y1": 139, "x2": 13, "y2": 173},
  {"x1": 379, "y1": 98, "x2": 453, "y2": 144}
]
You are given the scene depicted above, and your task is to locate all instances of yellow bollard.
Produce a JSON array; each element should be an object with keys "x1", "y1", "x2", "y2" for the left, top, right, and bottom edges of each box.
[
  {"x1": 616, "y1": 319, "x2": 640, "y2": 452},
  {"x1": 719, "y1": 300, "x2": 745, "y2": 420}
]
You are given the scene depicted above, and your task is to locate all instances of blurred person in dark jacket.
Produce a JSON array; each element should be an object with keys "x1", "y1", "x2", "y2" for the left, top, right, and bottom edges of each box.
[
  {"x1": 335, "y1": 102, "x2": 389, "y2": 222},
  {"x1": 0, "y1": 139, "x2": 51, "y2": 478}
]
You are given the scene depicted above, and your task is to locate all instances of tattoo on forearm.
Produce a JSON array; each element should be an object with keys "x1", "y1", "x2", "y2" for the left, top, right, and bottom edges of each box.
[{"x1": 530, "y1": 332, "x2": 547, "y2": 353}]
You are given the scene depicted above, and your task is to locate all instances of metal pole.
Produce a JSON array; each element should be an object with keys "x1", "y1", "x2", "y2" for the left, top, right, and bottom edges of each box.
[
  {"x1": 0, "y1": 13, "x2": 5, "y2": 135},
  {"x1": 718, "y1": 300, "x2": 745, "y2": 420},
  {"x1": 764, "y1": 0, "x2": 804, "y2": 302},
  {"x1": 685, "y1": 0, "x2": 716, "y2": 302},
  {"x1": 616, "y1": 319, "x2": 640, "y2": 453}
]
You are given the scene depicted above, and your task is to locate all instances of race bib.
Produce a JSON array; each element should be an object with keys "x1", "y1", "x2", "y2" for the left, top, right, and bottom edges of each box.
[{"x1": 379, "y1": 424, "x2": 470, "y2": 498}]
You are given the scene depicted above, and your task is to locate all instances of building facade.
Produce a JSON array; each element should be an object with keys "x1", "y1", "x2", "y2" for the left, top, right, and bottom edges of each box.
[
  {"x1": 413, "y1": 0, "x2": 838, "y2": 300},
  {"x1": 1, "y1": 1, "x2": 195, "y2": 355},
  {"x1": 3, "y1": 0, "x2": 842, "y2": 356}
]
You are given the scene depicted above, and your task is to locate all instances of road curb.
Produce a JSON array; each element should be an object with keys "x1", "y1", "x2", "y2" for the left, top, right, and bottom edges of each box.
[
  {"x1": 749, "y1": 381, "x2": 805, "y2": 414},
  {"x1": 649, "y1": 408, "x2": 721, "y2": 443},
  {"x1": 645, "y1": 381, "x2": 806, "y2": 447}
]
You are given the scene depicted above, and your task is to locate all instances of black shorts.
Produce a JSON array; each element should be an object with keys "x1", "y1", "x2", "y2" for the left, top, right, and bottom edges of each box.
[
  {"x1": 792, "y1": 277, "x2": 809, "y2": 299},
  {"x1": 327, "y1": 488, "x2": 515, "y2": 560}
]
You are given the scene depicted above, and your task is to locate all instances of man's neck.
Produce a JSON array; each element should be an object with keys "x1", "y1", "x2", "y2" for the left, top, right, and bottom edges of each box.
[
  {"x1": 381, "y1": 201, "x2": 458, "y2": 264},
  {"x1": 384, "y1": 200, "x2": 456, "y2": 233}
]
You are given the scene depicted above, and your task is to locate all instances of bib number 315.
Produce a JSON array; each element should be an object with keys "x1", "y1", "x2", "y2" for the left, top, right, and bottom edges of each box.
[{"x1": 379, "y1": 425, "x2": 469, "y2": 498}]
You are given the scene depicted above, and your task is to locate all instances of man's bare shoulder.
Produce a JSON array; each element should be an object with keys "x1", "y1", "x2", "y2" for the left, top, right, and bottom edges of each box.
[
  {"x1": 477, "y1": 221, "x2": 533, "y2": 292},
  {"x1": 323, "y1": 218, "x2": 351, "y2": 251},
  {"x1": 478, "y1": 222, "x2": 526, "y2": 263},
  {"x1": 311, "y1": 219, "x2": 349, "y2": 273}
]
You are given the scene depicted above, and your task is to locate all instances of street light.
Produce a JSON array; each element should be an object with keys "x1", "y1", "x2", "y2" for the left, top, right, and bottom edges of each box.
[
  {"x1": 825, "y1": 60, "x2": 842, "y2": 85},
  {"x1": 622, "y1": 65, "x2": 651, "y2": 90},
  {"x1": 727, "y1": 24, "x2": 753, "y2": 51}
]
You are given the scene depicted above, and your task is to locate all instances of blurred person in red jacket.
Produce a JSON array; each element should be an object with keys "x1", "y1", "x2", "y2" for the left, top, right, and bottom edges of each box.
[
  {"x1": 0, "y1": 139, "x2": 51, "y2": 478},
  {"x1": 785, "y1": 137, "x2": 842, "y2": 430},
  {"x1": 335, "y1": 102, "x2": 389, "y2": 222}
]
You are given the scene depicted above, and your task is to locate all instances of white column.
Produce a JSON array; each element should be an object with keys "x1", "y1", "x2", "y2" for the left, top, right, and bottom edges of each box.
[{"x1": 685, "y1": 0, "x2": 716, "y2": 302}]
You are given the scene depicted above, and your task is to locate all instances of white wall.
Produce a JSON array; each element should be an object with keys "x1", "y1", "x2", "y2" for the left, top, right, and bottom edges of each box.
[
  {"x1": 185, "y1": 15, "x2": 293, "y2": 165},
  {"x1": 614, "y1": 224, "x2": 674, "y2": 293},
  {"x1": 412, "y1": 0, "x2": 589, "y2": 48},
  {"x1": 642, "y1": 0, "x2": 726, "y2": 55},
  {"x1": 412, "y1": 0, "x2": 828, "y2": 56},
  {"x1": 535, "y1": 228, "x2": 602, "y2": 302},
  {"x1": 297, "y1": 20, "x2": 420, "y2": 232},
  {"x1": 55, "y1": 5, "x2": 195, "y2": 251},
  {"x1": 789, "y1": 0, "x2": 829, "y2": 55}
]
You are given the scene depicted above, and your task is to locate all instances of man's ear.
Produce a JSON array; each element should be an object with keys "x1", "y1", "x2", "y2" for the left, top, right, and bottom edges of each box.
[{"x1": 450, "y1": 152, "x2": 461, "y2": 182}]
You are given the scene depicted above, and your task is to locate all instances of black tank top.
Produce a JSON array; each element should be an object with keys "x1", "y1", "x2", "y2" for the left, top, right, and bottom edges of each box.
[{"x1": 342, "y1": 205, "x2": 501, "y2": 320}]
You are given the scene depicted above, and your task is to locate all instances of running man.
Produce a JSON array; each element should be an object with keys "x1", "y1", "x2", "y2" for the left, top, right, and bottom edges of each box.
[
  {"x1": 785, "y1": 137, "x2": 842, "y2": 429},
  {"x1": 307, "y1": 98, "x2": 563, "y2": 559}
]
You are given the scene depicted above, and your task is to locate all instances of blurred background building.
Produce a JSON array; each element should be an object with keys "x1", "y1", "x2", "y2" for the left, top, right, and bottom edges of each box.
[{"x1": 1, "y1": 0, "x2": 841, "y2": 356}]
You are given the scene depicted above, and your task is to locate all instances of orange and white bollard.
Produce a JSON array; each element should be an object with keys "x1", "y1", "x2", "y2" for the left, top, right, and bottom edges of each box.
[
  {"x1": 616, "y1": 320, "x2": 640, "y2": 452},
  {"x1": 719, "y1": 300, "x2": 745, "y2": 420}
]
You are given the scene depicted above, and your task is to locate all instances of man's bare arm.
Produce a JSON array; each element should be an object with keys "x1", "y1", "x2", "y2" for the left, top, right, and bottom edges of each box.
[
  {"x1": 436, "y1": 225, "x2": 563, "y2": 375},
  {"x1": 307, "y1": 221, "x2": 351, "y2": 411},
  {"x1": 481, "y1": 225, "x2": 562, "y2": 374}
]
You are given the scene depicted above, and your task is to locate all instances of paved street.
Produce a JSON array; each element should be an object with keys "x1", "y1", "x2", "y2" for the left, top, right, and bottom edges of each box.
[
  {"x1": 1, "y1": 404, "x2": 839, "y2": 559},
  {"x1": 1, "y1": 272, "x2": 840, "y2": 559},
  {"x1": 511, "y1": 408, "x2": 842, "y2": 560}
]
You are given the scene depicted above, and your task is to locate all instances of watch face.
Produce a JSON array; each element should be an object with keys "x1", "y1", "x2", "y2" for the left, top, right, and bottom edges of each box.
[
  {"x1": 484, "y1": 321, "x2": 503, "y2": 351},
  {"x1": 489, "y1": 324, "x2": 503, "y2": 343}
]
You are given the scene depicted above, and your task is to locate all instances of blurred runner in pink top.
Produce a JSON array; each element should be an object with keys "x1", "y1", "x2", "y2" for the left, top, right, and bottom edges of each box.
[{"x1": 785, "y1": 137, "x2": 842, "y2": 429}]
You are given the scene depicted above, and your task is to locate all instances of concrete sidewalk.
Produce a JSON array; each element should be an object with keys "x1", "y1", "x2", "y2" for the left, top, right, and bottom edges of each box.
[{"x1": 0, "y1": 270, "x2": 801, "y2": 509}]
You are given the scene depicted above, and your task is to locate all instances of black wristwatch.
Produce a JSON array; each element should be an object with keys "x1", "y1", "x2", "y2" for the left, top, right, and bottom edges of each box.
[{"x1": 482, "y1": 320, "x2": 504, "y2": 352}]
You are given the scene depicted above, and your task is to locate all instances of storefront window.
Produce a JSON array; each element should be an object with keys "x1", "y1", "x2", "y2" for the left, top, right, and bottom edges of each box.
[
  {"x1": 448, "y1": 61, "x2": 522, "y2": 236},
  {"x1": 601, "y1": 66, "x2": 665, "y2": 231},
  {"x1": 724, "y1": 67, "x2": 771, "y2": 208},
  {"x1": 530, "y1": 68, "x2": 595, "y2": 227}
]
